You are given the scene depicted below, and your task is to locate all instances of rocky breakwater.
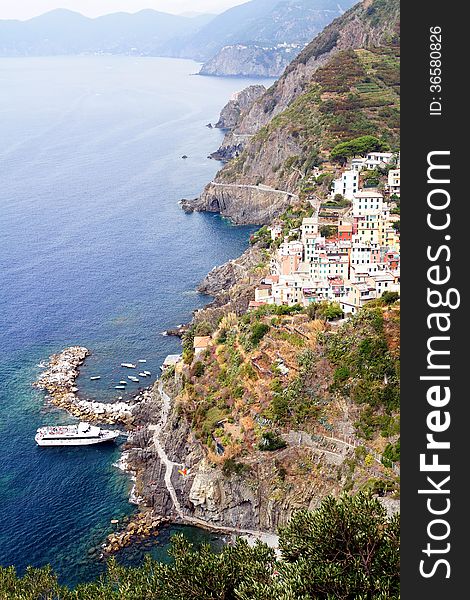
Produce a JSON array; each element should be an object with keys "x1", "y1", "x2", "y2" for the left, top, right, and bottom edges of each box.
[{"x1": 34, "y1": 347, "x2": 135, "y2": 426}]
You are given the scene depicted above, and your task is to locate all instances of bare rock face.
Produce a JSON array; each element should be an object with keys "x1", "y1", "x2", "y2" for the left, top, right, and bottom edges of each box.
[
  {"x1": 215, "y1": 84, "x2": 267, "y2": 130},
  {"x1": 182, "y1": 182, "x2": 298, "y2": 226}
]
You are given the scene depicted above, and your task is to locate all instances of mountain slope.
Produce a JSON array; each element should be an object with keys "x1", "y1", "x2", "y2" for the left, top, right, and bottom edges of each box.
[
  {"x1": 234, "y1": 0, "x2": 400, "y2": 135},
  {"x1": 183, "y1": 0, "x2": 400, "y2": 224},
  {"x1": 0, "y1": 9, "x2": 214, "y2": 56}
]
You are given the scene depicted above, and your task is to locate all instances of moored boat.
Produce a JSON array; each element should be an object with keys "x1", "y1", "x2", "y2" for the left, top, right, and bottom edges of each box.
[
  {"x1": 121, "y1": 363, "x2": 136, "y2": 369},
  {"x1": 35, "y1": 422, "x2": 119, "y2": 447}
]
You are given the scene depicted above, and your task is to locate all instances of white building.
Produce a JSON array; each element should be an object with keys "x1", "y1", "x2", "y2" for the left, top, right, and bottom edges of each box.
[
  {"x1": 331, "y1": 169, "x2": 359, "y2": 200},
  {"x1": 352, "y1": 191, "x2": 385, "y2": 218},
  {"x1": 351, "y1": 157, "x2": 367, "y2": 172},
  {"x1": 388, "y1": 169, "x2": 400, "y2": 196},
  {"x1": 364, "y1": 152, "x2": 394, "y2": 170},
  {"x1": 301, "y1": 217, "x2": 319, "y2": 241}
]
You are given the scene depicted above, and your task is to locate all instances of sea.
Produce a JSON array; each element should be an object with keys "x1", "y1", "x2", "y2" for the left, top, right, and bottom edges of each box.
[{"x1": 0, "y1": 56, "x2": 272, "y2": 587}]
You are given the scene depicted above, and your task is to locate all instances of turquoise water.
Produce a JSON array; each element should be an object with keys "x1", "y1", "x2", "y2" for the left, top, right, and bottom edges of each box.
[{"x1": 0, "y1": 56, "x2": 268, "y2": 586}]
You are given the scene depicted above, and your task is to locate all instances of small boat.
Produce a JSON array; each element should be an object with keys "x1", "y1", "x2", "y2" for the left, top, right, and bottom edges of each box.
[
  {"x1": 115, "y1": 386, "x2": 126, "y2": 390},
  {"x1": 144, "y1": 371, "x2": 151, "y2": 376},
  {"x1": 128, "y1": 376, "x2": 139, "y2": 382},
  {"x1": 90, "y1": 376, "x2": 101, "y2": 381},
  {"x1": 121, "y1": 363, "x2": 136, "y2": 369},
  {"x1": 139, "y1": 372, "x2": 147, "y2": 377},
  {"x1": 138, "y1": 359, "x2": 147, "y2": 363},
  {"x1": 119, "y1": 381, "x2": 127, "y2": 385}
]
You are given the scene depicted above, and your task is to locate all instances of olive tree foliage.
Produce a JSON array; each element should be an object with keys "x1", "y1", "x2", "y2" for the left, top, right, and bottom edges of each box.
[{"x1": 0, "y1": 493, "x2": 399, "y2": 600}]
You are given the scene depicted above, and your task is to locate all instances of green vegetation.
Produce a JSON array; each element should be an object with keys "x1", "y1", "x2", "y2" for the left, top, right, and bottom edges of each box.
[
  {"x1": 0, "y1": 493, "x2": 399, "y2": 599},
  {"x1": 268, "y1": 348, "x2": 322, "y2": 426},
  {"x1": 330, "y1": 135, "x2": 390, "y2": 163},
  {"x1": 382, "y1": 438, "x2": 400, "y2": 467},
  {"x1": 249, "y1": 322, "x2": 270, "y2": 347},
  {"x1": 381, "y1": 291, "x2": 400, "y2": 305},
  {"x1": 319, "y1": 224, "x2": 337, "y2": 238},
  {"x1": 250, "y1": 225, "x2": 272, "y2": 248},
  {"x1": 258, "y1": 431, "x2": 287, "y2": 452},
  {"x1": 222, "y1": 458, "x2": 252, "y2": 478},
  {"x1": 322, "y1": 307, "x2": 400, "y2": 439},
  {"x1": 307, "y1": 301, "x2": 343, "y2": 321}
]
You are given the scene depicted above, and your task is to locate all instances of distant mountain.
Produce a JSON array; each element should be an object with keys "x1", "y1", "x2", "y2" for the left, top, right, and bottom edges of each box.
[
  {"x1": 0, "y1": 1, "x2": 360, "y2": 78},
  {"x1": 0, "y1": 9, "x2": 215, "y2": 57},
  {"x1": 177, "y1": 0, "x2": 359, "y2": 62}
]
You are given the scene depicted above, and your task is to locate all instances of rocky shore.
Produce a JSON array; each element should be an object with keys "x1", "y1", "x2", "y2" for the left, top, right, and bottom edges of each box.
[
  {"x1": 101, "y1": 511, "x2": 168, "y2": 557},
  {"x1": 34, "y1": 346, "x2": 137, "y2": 426}
]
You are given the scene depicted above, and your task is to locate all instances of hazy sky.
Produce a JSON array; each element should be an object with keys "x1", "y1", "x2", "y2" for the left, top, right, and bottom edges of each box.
[{"x1": 0, "y1": 1, "x2": 251, "y2": 20}]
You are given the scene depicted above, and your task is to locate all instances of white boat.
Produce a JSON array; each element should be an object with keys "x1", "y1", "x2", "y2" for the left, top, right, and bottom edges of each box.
[
  {"x1": 138, "y1": 359, "x2": 147, "y2": 363},
  {"x1": 115, "y1": 386, "x2": 126, "y2": 390},
  {"x1": 139, "y1": 372, "x2": 147, "y2": 377},
  {"x1": 121, "y1": 363, "x2": 136, "y2": 369},
  {"x1": 119, "y1": 381, "x2": 127, "y2": 385},
  {"x1": 90, "y1": 376, "x2": 101, "y2": 381},
  {"x1": 128, "y1": 376, "x2": 139, "y2": 382},
  {"x1": 144, "y1": 371, "x2": 151, "y2": 376},
  {"x1": 35, "y1": 422, "x2": 119, "y2": 447}
]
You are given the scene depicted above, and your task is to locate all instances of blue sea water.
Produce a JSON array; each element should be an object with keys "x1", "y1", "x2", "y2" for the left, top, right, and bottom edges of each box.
[{"x1": 0, "y1": 56, "x2": 271, "y2": 586}]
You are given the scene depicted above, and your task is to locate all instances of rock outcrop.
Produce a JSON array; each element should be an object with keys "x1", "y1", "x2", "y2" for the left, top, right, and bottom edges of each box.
[
  {"x1": 181, "y1": 182, "x2": 299, "y2": 225},
  {"x1": 215, "y1": 85, "x2": 267, "y2": 130},
  {"x1": 123, "y1": 379, "x2": 381, "y2": 534}
]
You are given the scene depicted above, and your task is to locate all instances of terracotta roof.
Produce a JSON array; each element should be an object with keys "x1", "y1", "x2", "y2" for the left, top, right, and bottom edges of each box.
[{"x1": 193, "y1": 336, "x2": 211, "y2": 349}]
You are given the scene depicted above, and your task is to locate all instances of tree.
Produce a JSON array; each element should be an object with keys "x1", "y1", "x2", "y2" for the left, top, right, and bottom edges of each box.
[
  {"x1": 250, "y1": 322, "x2": 270, "y2": 346},
  {"x1": 275, "y1": 493, "x2": 400, "y2": 599},
  {"x1": 0, "y1": 493, "x2": 400, "y2": 599},
  {"x1": 330, "y1": 135, "x2": 390, "y2": 163}
]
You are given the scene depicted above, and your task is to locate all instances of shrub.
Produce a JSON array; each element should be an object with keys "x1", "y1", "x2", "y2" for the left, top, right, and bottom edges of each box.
[
  {"x1": 382, "y1": 290, "x2": 400, "y2": 305},
  {"x1": 193, "y1": 361, "x2": 205, "y2": 378},
  {"x1": 250, "y1": 322, "x2": 270, "y2": 346},
  {"x1": 222, "y1": 458, "x2": 251, "y2": 478},
  {"x1": 382, "y1": 438, "x2": 400, "y2": 467},
  {"x1": 258, "y1": 431, "x2": 287, "y2": 452}
]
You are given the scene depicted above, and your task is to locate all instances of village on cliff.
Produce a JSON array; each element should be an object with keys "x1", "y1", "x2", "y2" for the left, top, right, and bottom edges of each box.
[{"x1": 249, "y1": 151, "x2": 400, "y2": 314}]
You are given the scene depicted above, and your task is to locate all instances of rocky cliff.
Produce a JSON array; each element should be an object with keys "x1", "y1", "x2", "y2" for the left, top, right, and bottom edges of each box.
[
  {"x1": 215, "y1": 85, "x2": 267, "y2": 130},
  {"x1": 234, "y1": 0, "x2": 401, "y2": 135},
  {"x1": 181, "y1": 182, "x2": 299, "y2": 225}
]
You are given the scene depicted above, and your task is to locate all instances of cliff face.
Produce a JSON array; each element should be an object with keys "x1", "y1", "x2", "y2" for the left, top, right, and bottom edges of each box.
[
  {"x1": 185, "y1": 0, "x2": 400, "y2": 225},
  {"x1": 215, "y1": 85, "x2": 267, "y2": 130},
  {"x1": 200, "y1": 44, "x2": 301, "y2": 78},
  {"x1": 178, "y1": 0, "x2": 357, "y2": 62},
  {"x1": 181, "y1": 182, "x2": 299, "y2": 225}
]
